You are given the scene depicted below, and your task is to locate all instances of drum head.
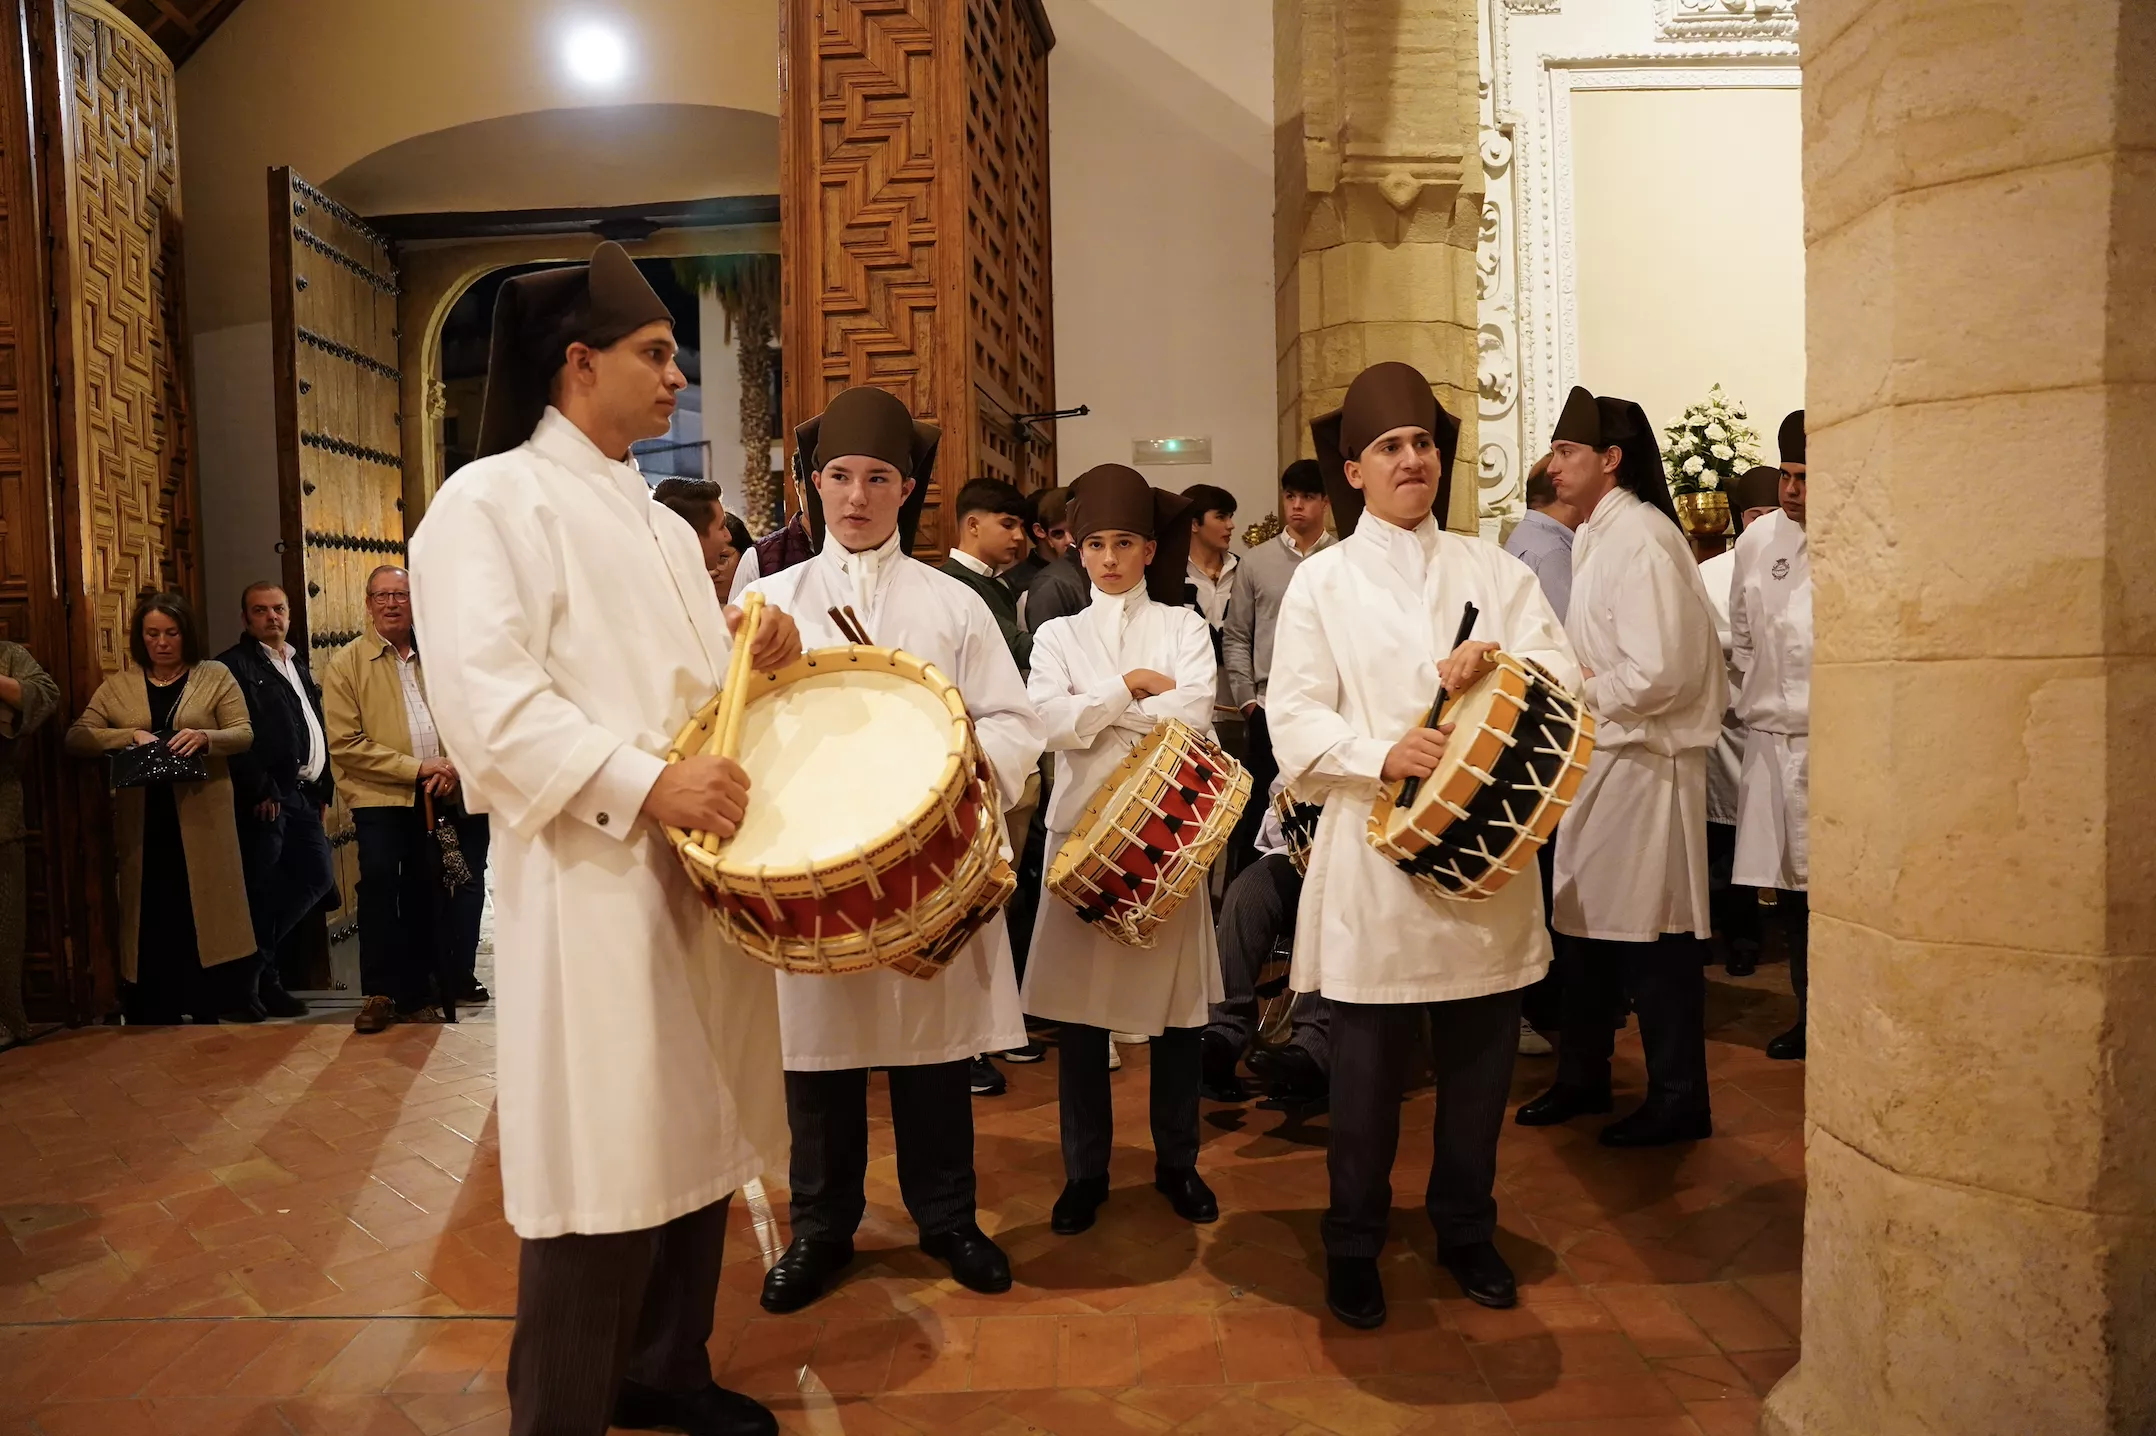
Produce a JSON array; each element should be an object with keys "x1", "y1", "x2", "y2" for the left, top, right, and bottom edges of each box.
[
  {"x1": 725, "y1": 671, "x2": 958, "y2": 868},
  {"x1": 1382, "y1": 666, "x2": 1510, "y2": 843}
]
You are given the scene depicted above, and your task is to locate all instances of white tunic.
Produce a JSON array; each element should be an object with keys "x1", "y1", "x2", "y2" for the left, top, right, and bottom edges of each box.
[
  {"x1": 746, "y1": 534, "x2": 1042, "y2": 1069},
  {"x1": 1699, "y1": 547, "x2": 1745, "y2": 827},
  {"x1": 410, "y1": 409, "x2": 787, "y2": 1240},
  {"x1": 1550, "y1": 487, "x2": 1727, "y2": 943},
  {"x1": 1730, "y1": 509, "x2": 1811, "y2": 891},
  {"x1": 1265, "y1": 513, "x2": 1579, "y2": 1004},
  {"x1": 1020, "y1": 586, "x2": 1225, "y2": 1033}
]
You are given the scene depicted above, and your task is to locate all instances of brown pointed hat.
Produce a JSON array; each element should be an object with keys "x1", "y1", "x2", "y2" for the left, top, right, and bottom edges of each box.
[
  {"x1": 1309, "y1": 362, "x2": 1461, "y2": 538},
  {"x1": 790, "y1": 386, "x2": 942, "y2": 552},
  {"x1": 1729, "y1": 464, "x2": 1784, "y2": 534},
  {"x1": 474, "y1": 241, "x2": 676, "y2": 460},
  {"x1": 1549, "y1": 385, "x2": 1680, "y2": 529},
  {"x1": 1066, "y1": 463, "x2": 1197, "y2": 606}
]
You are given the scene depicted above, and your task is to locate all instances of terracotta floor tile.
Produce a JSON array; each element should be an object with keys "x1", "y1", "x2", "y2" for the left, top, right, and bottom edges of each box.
[
  {"x1": 971, "y1": 1315, "x2": 1060, "y2": 1390},
  {"x1": 0, "y1": 1016, "x2": 1802, "y2": 1431}
]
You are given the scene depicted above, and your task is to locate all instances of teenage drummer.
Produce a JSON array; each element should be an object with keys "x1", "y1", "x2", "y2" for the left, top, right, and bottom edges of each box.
[
  {"x1": 1265, "y1": 361, "x2": 1576, "y2": 1328},
  {"x1": 1020, "y1": 464, "x2": 1224, "y2": 1237},
  {"x1": 743, "y1": 385, "x2": 1045, "y2": 1313}
]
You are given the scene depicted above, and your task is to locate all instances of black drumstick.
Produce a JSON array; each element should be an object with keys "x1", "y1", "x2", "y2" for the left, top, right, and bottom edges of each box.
[{"x1": 1397, "y1": 602, "x2": 1480, "y2": 809}]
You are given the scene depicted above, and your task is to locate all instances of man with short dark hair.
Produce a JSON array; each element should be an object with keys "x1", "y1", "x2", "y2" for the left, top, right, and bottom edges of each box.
[
  {"x1": 1020, "y1": 484, "x2": 1089, "y2": 634},
  {"x1": 217, "y1": 582, "x2": 335, "y2": 1020},
  {"x1": 1221, "y1": 459, "x2": 1332, "y2": 873},
  {"x1": 939, "y1": 477, "x2": 1033, "y2": 674},
  {"x1": 1503, "y1": 455, "x2": 1579, "y2": 623},
  {"x1": 321, "y1": 565, "x2": 491, "y2": 1036},
  {"x1": 1181, "y1": 483, "x2": 1240, "y2": 739},
  {"x1": 1005, "y1": 485, "x2": 1065, "y2": 595}
]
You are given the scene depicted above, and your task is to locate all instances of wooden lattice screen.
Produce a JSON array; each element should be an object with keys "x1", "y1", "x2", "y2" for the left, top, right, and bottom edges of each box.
[
  {"x1": 781, "y1": 0, "x2": 1057, "y2": 557},
  {"x1": 267, "y1": 166, "x2": 406, "y2": 980}
]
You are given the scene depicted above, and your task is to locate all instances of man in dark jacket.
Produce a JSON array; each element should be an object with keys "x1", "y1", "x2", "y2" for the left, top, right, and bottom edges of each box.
[
  {"x1": 938, "y1": 478, "x2": 1033, "y2": 674},
  {"x1": 217, "y1": 582, "x2": 336, "y2": 1018}
]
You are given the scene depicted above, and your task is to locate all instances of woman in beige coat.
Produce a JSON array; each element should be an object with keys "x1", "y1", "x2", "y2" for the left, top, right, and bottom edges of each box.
[{"x1": 66, "y1": 592, "x2": 255, "y2": 1023}]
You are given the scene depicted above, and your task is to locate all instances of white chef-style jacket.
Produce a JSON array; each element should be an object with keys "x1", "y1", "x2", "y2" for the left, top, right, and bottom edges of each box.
[
  {"x1": 1550, "y1": 486, "x2": 1727, "y2": 944},
  {"x1": 410, "y1": 408, "x2": 788, "y2": 1240},
  {"x1": 746, "y1": 531, "x2": 1042, "y2": 1069},
  {"x1": 1020, "y1": 585, "x2": 1225, "y2": 1034},
  {"x1": 1699, "y1": 547, "x2": 1745, "y2": 827},
  {"x1": 1265, "y1": 512, "x2": 1579, "y2": 1004},
  {"x1": 1729, "y1": 509, "x2": 1811, "y2": 892}
]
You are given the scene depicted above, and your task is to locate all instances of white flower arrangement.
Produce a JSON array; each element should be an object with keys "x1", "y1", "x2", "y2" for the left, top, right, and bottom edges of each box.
[{"x1": 1660, "y1": 384, "x2": 1764, "y2": 494}]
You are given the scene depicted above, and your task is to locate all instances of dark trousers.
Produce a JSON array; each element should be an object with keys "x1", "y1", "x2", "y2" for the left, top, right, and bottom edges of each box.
[
  {"x1": 1780, "y1": 890, "x2": 1809, "y2": 1025},
  {"x1": 1225, "y1": 706, "x2": 1278, "y2": 880},
  {"x1": 507, "y1": 1195, "x2": 729, "y2": 1436},
  {"x1": 1518, "y1": 842, "x2": 1568, "y2": 1033},
  {"x1": 1556, "y1": 934, "x2": 1712, "y2": 1113},
  {"x1": 236, "y1": 784, "x2": 335, "y2": 998},
  {"x1": 354, "y1": 805, "x2": 489, "y2": 1009},
  {"x1": 784, "y1": 1062, "x2": 975, "y2": 1242},
  {"x1": 1323, "y1": 990, "x2": 1522, "y2": 1257},
  {"x1": 1204, "y1": 853, "x2": 1333, "y2": 1067},
  {"x1": 1006, "y1": 761, "x2": 1053, "y2": 983},
  {"x1": 1057, "y1": 1023, "x2": 1202, "y2": 1178},
  {"x1": 1707, "y1": 821, "x2": 1761, "y2": 962}
]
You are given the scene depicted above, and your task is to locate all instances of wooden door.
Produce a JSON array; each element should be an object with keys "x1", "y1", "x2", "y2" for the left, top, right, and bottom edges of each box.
[
  {"x1": 266, "y1": 166, "x2": 406, "y2": 987},
  {"x1": 37, "y1": 0, "x2": 198, "y2": 1017}
]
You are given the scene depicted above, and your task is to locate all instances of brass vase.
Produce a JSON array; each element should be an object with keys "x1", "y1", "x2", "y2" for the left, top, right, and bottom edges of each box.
[{"x1": 1674, "y1": 490, "x2": 1731, "y2": 536}]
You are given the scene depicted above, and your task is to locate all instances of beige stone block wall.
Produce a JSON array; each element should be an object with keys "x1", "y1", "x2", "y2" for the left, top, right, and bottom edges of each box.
[
  {"x1": 1767, "y1": 0, "x2": 2156, "y2": 1430},
  {"x1": 1273, "y1": 0, "x2": 1481, "y2": 532}
]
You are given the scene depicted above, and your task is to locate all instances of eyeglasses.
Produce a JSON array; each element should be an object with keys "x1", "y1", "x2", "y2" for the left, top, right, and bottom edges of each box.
[{"x1": 368, "y1": 592, "x2": 412, "y2": 605}]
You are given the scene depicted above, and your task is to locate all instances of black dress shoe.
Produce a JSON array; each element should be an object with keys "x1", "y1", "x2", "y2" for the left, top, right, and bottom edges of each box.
[
  {"x1": 1153, "y1": 1165, "x2": 1218, "y2": 1224},
  {"x1": 969, "y1": 1054, "x2": 1008, "y2": 1096},
  {"x1": 456, "y1": 977, "x2": 490, "y2": 1004},
  {"x1": 758, "y1": 1236, "x2": 853, "y2": 1313},
  {"x1": 920, "y1": 1222, "x2": 1011, "y2": 1293},
  {"x1": 1598, "y1": 1102, "x2": 1713, "y2": 1148},
  {"x1": 1051, "y1": 1176, "x2": 1109, "y2": 1235},
  {"x1": 1766, "y1": 1023, "x2": 1805, "y2": 1060},
  {"x1": 1724, "y1": 950, "x2": 1758, "y2": 978},
  {"x1": 1199, "y1": 1030, "x2": 1245, "y2": 1102},
  {"x1": 259, "y1": 982, "x2": 309, "y2": 1018},
  {"x1": 1325, "y1": 1256, "x2": 1386, "y2": 1329},
  {"x1": 1438, "y1": 1240, "x2": 1517, "y2": 1309},
  {"x1": 1251, "y1": 1044, "x2": 1328, "y2": 1106},
  {"x1": 1514, "y1": 1083, "x2": 1614, "y2": 1126},
  {"x1": 614, "y1": 1378, "x2": 777, "y2": 1436}
]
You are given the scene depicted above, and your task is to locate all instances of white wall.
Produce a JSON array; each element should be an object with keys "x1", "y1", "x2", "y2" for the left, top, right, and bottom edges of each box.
[
  {"x1": 1570, "y1": 86, "x2": 1806, "y2": 447},
  {"x1": 1044, "y1": 0, "x2": 1279, "y2": 530}
]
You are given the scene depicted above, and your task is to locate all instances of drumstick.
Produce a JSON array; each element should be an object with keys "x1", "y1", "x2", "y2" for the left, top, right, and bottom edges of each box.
[
  {"x1": 717, "y1": 591, "x2": 767, "y2": 761},
  {"x1": 843, "y1": 605, "x2": 872, "y2": 646},
  {"x1": 1398, "y1": 602, "x2": 1481, "y2": 809}
]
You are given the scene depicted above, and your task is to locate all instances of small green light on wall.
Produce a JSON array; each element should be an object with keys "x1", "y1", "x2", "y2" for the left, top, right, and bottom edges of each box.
[{"x1": 1133, "y1": 437, "x2": 1212, "y2": 466}]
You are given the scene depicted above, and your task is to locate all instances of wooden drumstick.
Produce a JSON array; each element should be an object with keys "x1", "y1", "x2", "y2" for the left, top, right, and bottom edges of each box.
[
  {"x1": 1398, "y1": 602, "x2": 1480, "y2": 809},
  {"x1": 843, "y1": 605, "x2": 872, "y2": 646},
  {"x1": 717, "y1": 590, "x2": 766, "y2": 761}
]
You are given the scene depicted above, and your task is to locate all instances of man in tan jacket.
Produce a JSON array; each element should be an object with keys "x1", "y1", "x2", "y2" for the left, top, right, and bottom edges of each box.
[{"x1": 321, "y1": 564, "x2": 490, "y2": 1033}]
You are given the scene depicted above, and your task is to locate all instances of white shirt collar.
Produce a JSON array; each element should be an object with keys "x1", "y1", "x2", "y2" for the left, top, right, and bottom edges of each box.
[
  {"x1": 946, "y1": 548, "x2": 995, "y2": 578},
  {"x1": 1188, "y1": 549, "x2": 1236, "y2": 582},
  {"x1": 1580, "y1": 483, "x2": 1642, "y2": 540},
  {"x1": 1085, "y1": 580, "x2": 1149, "y2": 648},
  {"x1": 529, "y1": 406, "x2": 647, "y2": 507},
  {"x1": 1354, "y1": 508, "x2": 1440, "y2": 589},
  {"x1": 258, "y1": 639, "x2": 294, "y2": 667},
  {"x1": 1280, "y1": 527, "x2": 1330, "y2": 559},
  {"x1": 829, "y1": 527, "x2": 905, "y2": 619}
]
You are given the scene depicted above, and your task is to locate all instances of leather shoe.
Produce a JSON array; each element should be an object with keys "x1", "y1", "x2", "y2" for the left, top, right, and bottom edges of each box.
[
  {"x1": 1438, "y1": 1240, "x2": 1517, "y2": 1309},
  {"x1": 1153, "y1": 1165, "x2": 1218, "y2": 1224},
  {"x1": 1724, "y1": 948, "x2": 1759, "y2": 978},
  {"x1": 1598, "y1": 1102, "x2": 1713, "y2": 1148},
  {"x1": 920, "y1": 1223, "x2": 1011, "y2": 1293},
  {"x1": 1051, "y1": 1175, "x2": 1109, "y2": 1235},
  {"x1": 613, "y1": 1378, "x2": 777, "y2": 1436},
  {"x1": 1325, "y1": 1256, "x2": 1386, "y2": 1329},
  {"x1": 456, "y1": 977, "x2": 490, "y2": 1004},
  {"x1": 1199, "y1": 1030, "x2": 1245, "y2": 1102},
  {"x1": 1514, "y1": 1083, "x2": 1613, "y2": 1126},
  {"x1": 353, "y1": 995, "x2": 396, "y2": 1035},
  {"x1": 1766, "y1": 1023, "x2": 1805, "y2": 1061},
  {"x1": 758, "y1": 1236, "x2": 853, "y2": 1313},
  {"x1": 1251, "y1": 1044, "x2": 1328, "y2": 1106}
]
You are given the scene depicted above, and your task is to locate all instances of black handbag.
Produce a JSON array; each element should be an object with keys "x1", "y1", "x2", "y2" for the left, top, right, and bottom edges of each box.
[{"x1": 107, "y1": 735, "x2": 210, "y2": 790}]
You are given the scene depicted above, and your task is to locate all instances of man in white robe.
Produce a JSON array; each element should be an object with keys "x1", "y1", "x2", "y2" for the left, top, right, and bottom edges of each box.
[
  {"x1": 411, "y1": 243, "x2": 801, "y2": 1436},
  {"x1": 1021, "y1": 464, "x2": 1225, "y2": 1237},
  {"x1": 1522, "y1": 387, "x2": 1727, "y2": 1149},
  {"x1": 1732, "y1": 411, "x2": 1811, "y2": 1060},
  {"x1": 743, "y1": 386, "x2": 1043, "y2": 1314},
  {"x1": 1701, "y1": 464, "x2": 1784, "y2": 978},
  {"x1": 1267, "y1": 362, "x2": 1578, "y2": 1328}
]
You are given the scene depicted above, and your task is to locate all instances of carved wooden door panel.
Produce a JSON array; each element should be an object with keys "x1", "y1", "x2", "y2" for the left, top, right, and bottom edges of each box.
[
  {"x1": 39, "y1": 0, "x2": 198, "y2": 1016},
  {"x1": 267, "y1": 166, "x2": 405, "y2": 983}
]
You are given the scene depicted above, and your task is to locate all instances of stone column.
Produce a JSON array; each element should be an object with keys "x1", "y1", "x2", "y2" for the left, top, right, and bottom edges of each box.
[
  {"x1": 1273, "y1": 0, "x2": 1481, "y2": 532},
  {"x1": 1765, "y1": 1, "x2": 2155, "y2": 1432}
]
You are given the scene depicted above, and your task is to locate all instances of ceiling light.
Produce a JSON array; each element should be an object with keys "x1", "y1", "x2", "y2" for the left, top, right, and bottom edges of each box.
[{"x1": 561, "y1": 22, "x2": 629, "y2": 87}]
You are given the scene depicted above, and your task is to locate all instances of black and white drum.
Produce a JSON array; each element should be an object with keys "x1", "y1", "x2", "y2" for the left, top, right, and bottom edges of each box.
[{"x1": 1366, "y1": 652, "x2": 1595, "y2": 901}]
